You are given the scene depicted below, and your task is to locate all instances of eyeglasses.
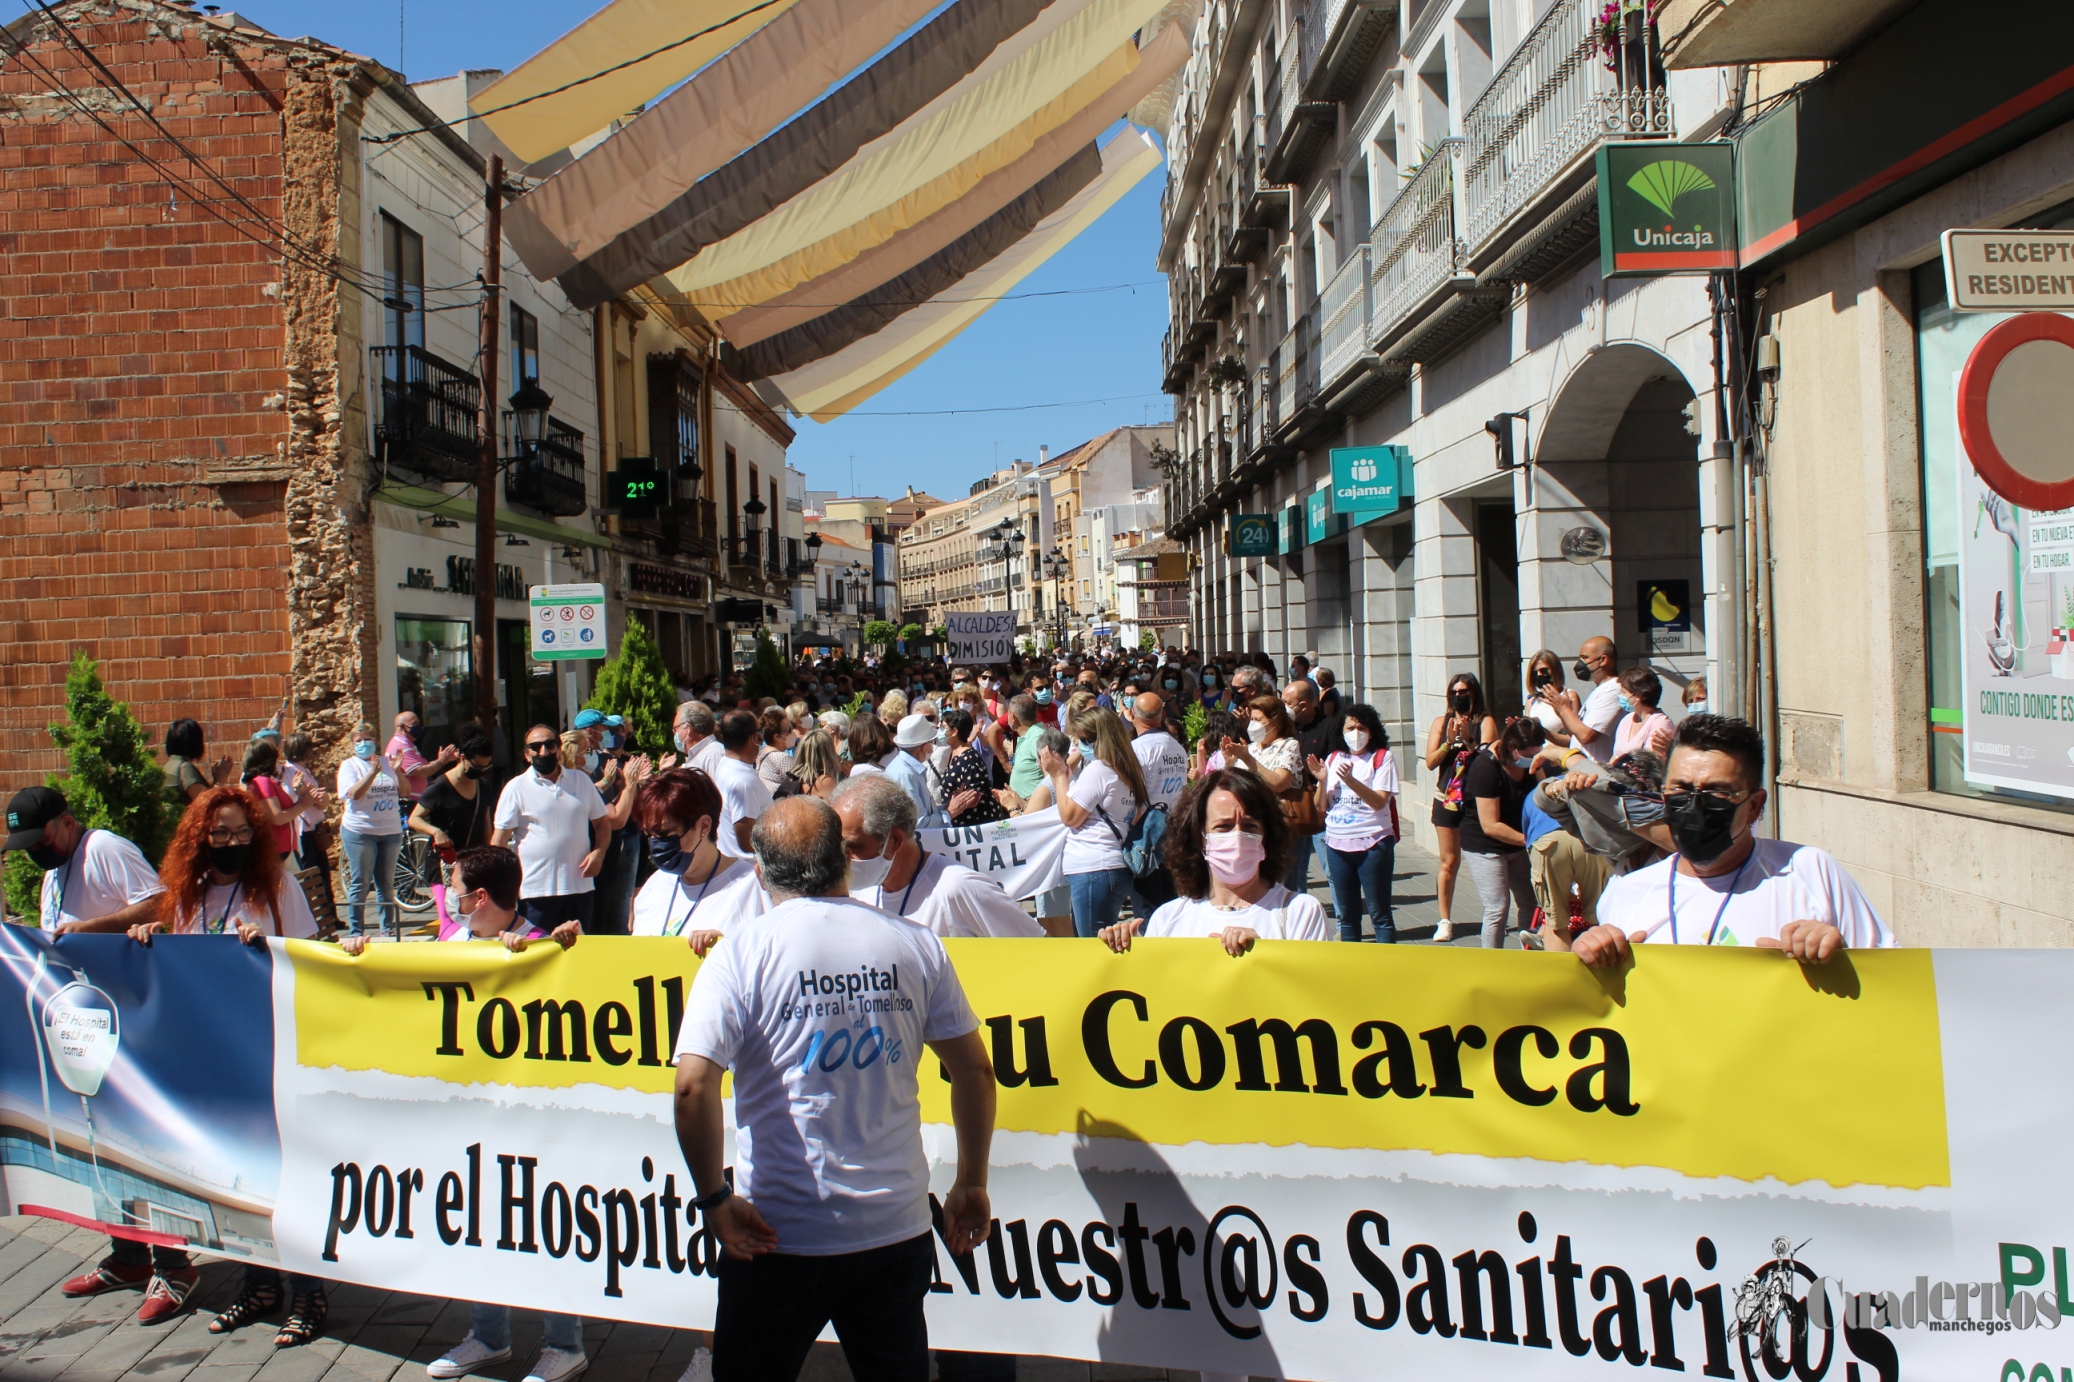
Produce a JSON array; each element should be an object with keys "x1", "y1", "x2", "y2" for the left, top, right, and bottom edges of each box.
[
  {"x1": 525, "y1": 741, "x2": 557, "y2": 752},
  {"x1": 207, "y1": 827, "x2": 257, "y2": 845},
  {"x1": 1662, "y1": 786, "x2": 1751, "y2": 807}
]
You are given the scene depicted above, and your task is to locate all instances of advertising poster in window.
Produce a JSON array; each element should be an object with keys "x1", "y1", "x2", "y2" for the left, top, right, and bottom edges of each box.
[{"x1": 1948, "y1": 330, "x2": 2074, "y2": 800}]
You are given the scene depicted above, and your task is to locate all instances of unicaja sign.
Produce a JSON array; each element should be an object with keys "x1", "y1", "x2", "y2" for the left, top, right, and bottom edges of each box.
[{"x1": 1599, "y1": 142, "x2": 1737, "y2": 276}]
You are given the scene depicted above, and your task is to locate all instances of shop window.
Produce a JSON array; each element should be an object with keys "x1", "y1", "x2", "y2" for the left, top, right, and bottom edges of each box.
[
  {"x1": 396, "y1": 617, "x2": 473, "y2": 754},
  {"x1": 1915, "y1": 209, "x2": 2074, "y2": 812}
]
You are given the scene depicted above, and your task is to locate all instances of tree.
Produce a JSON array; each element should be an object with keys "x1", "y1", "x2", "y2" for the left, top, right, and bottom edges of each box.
[
  {"x1": 586, "y1": 619, "x2": 678, "y2": 757},
  {"x1": 742, "y1": 628, "x2": 791, "y2": 702},
  {"x1": 5, "y1": 651, "x2": 170, "y2": 921},
  {"x1": 930, "y1": 624, "x2": 949, "y2": 644},
  {"x1": 898, "y1": 622, "x2": 923, "y2": 645},
  {"x1": 861, "y1": 619, "x2": 898, "y2": 651},
  {"x1": 1139, "y1": 628, "x2": 1158, "y2": 651},
  {"x1": 1181, "y1": 698, "x2": 1208, "y2": 750}
]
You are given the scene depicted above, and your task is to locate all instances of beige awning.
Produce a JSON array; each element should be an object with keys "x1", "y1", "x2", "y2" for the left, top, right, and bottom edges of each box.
[
  {"x1": 769, "y1": 129, "x2": 1162, "y2": 421},
  {"x1": 665, "y1": 0, "x2": 1168, "y2": 298},
  {"x1": 503, "y1": 0, "x2": 942, "y2": 283},
  {"x1": 718, "y1": 20, "x2": 1189, "y2": 348},
  {"x1": 471, "y1": 0, "x2": 800, "y2": 164}
]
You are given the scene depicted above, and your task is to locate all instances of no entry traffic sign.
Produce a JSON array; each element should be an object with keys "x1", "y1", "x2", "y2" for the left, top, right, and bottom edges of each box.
[{"x1": 1957, "y1": 311, "x2": 2074, "y2": 511}]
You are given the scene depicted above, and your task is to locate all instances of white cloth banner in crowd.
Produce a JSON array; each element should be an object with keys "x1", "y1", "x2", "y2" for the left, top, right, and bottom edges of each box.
[{"x1": 912, "y1": 806, "x2": 1066, "y2": 900}]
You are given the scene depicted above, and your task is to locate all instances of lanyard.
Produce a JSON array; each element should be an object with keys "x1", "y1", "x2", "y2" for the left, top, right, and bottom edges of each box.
[
  {"x1": 205, "y1": 881, "x2": 245, "y2": 935},
  {"x1": 662, "y1": 851, "x2": 724, "y2": 937},
  {"x1": 47, "y1": 829, "x2": 89, "y2": 926},
  {"x1": 1667, "y1": 848, "x2": 1756, "y2": 946},
  {"x1": 891, "y1": 850, "x2": 928, "y2": 918}
]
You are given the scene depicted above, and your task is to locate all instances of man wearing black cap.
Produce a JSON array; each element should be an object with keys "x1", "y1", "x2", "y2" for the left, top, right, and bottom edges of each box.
[{"x1": 4, "y1": 786, "x2": 163, "y2": 934}]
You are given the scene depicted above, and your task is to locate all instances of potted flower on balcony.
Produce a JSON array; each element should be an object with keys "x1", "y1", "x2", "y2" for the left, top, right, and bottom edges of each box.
[
  {"x1": 1206, "y1": 354, "x2": 1247, "y2": 389},
  {"x1": 1594, "y1": 0, "x2": 1660, "y2": 73}
]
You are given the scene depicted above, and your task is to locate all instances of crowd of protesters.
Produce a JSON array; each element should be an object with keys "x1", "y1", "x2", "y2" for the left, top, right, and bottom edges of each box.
[{"x1": 1, "y1": 633, "x2": 1890, "y2": 1377}]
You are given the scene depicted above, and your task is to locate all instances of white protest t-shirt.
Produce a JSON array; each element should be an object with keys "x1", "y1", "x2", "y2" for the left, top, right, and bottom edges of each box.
[
  {"x1": 1144, "y1": 883, "x2": 1331, "y2": 941},
  {"x1": 1599, "y1": 837, "x2": 1894, "y2": 949},
  {"x1": 711, "y1": 756, "x2": 775, "y2": 861},
  {"x1": 685, "y1": 736, "x2": 727, "y2": 780},
  {"x1": 492, "y1": 768, "x2": 608, "y2": 898},
  {"x1": 1062, "y1": 759, "x2": 1137, "y2": 875},
  {"x1": 1322, "y1": 749, "x2": 1400, "y2": 852},
  {"x1": 1579, "y1": 680, "x2": 1625, "y2": 763},
  {"x1": 337, "y1": 756, "x2": 403, "y2": 835},
  {"x1": 39, "y1": 829, "x2": 165, "y2": 933},
  {"x1": 673, "y1": 896, "x2": 979, "y2": 1255},
  {"x1": 165, "y1": 871, "x2": 319, "y2": 938},
  {"x1": 852, "y1": 851, "x2": 1044, "y2": 939},
  {"x1": 1131, "y1": 730, "x2": 1192, "y2": 812},
  {"x1": 630, "y1": 856, "x2": 768, "y2": 937}
]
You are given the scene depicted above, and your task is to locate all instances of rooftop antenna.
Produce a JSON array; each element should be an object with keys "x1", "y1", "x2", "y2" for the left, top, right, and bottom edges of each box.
[{"x1": 398, "y1": 0, "x2": 405, "y2": 76}]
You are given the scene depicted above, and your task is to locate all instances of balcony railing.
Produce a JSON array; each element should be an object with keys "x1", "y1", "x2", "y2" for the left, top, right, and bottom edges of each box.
[
  {"x1": 1460, "y1": 0, "x2": 1671, "y2": 255},
  {"x1": 372, "y1": 345, "x2": 480, "y2": 483},
  {"x1": 1369, "y1": 139, "x2": 1464, "y2": 347},
  {"x1": 504, "y1": 420, "x2": 587, "y2": 518},
  {"x1": 1274, "y1": 314, "x2": 1317, "y2": 433},
  {"x1": 1319, "y1": 243, "x2": 1371, "y2": 392}
]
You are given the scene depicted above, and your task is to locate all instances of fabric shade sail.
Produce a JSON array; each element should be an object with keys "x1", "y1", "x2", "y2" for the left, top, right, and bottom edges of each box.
[
  {"x1": 732, "y1": 144, "x2": 1103, "y2": 380},
  {"x1": 718, "y1": 19, "x2": 1188, "y2": 348},
  {"x1": 503, "y1": 0, "x2": 942, "y2": 284},
  {"x1": 544, "y1": 0, "x2": 1094, "y2": 309},
  {"x1": 659, "y1": 0, "x2": 1168, "y2": 305},
  {"x1": 764, "y1": 129, "x2": 1162, "y2": 423},
  {"x1": 471, "y1": 0, "x2": 799, "y2": 164}
]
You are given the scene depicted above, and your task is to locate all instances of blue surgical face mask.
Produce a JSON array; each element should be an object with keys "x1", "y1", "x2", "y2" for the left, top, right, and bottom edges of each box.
[
  {"x1": 354, "y1": 740, "x2": 376, "y2": 759},
  {"x1": 1618, "y1": 694, "x2": 1634, "y2": 713},
  {"x1": 584, "y1": 751, "x2": 601, "y2": 772},
  {"x1": 1515, "y1": 754, "x2": 1536, "y2": 771},
  {"x1": 1687, "y1": 701, "x2": 1707, "y2": 716},
  {"x1": 1033, "y1": 688, "x2": 1052, "y2": 706}
]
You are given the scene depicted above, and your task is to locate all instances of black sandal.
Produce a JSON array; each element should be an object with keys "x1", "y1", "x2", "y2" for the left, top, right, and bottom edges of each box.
[
  {"x1": 209, "y1": 1277, "x2": 283, "y2": 1334},
  {"x1": 274, "y1": 1288, "x2": 328, "y2": 1348}
]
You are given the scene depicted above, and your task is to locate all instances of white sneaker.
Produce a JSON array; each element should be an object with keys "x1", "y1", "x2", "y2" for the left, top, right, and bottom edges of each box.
[
  {"x1": 676, "y1": 1347, "x2": 714, "y2": 1382},
  {"x1": 428, "y1": 1337, "x2": 512, "y2": 1379},
  {"x1": 524, "y1": 1348, "x2": 588, "y2": 1382},
  {"x1": 1433, "y1": 920, "x2": 1455, "y2": 943}
]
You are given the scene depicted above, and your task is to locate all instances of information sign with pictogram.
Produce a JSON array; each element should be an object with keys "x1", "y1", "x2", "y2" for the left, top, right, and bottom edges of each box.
[{"x1": 529, "y1": 583, "x2": 608, "y2": 661}]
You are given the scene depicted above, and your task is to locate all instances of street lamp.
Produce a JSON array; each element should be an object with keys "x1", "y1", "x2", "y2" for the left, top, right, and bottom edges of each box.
[
  {"x1": 743, "y1": 494, "x2": 768, "y2": 571},
  {"x1": 508, "y1": 379, "x2": 552, "y2": 449},
  {"x1": 1042, "y1": 547, "x2": 1070, "y2": 650}
]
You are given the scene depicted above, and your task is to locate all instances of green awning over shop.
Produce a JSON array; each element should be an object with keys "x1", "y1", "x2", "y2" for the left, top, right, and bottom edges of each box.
[{"x1": 376, "y1": 485, "x2": 614, "y2": 549}]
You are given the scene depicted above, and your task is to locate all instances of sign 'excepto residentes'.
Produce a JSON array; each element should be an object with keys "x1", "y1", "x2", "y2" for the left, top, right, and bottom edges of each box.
[{"x1": 1942, "y1": 229, "x2": 2074, "y2": 310}]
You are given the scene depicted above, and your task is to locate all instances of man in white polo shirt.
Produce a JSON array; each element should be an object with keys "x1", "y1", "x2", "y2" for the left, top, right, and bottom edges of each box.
[
  {"x1": 491, "y1": 724, "x2": 610, "y2": 935},
  {"x1": 832, "y1": 775, "x2": 1042, "y2": 938},
  {"x1": 1572, "y1": 714, "x2": 1892, "y2": 967},
  {"x1": 673, "y1": 796, "x2": 996, "y2": 1381},
  {"x1": 5, "y1": 786, "x2": 164, "y2": 934},
  {"x1": 709, "y1": 710, "x2": 774, "y2": 861}
]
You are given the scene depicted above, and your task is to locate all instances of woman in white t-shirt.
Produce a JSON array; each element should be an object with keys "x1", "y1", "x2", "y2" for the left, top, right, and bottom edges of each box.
[
  {"x1": 1522, "y1": 649, "x2": 1573, "y2": 745},
  {"x1": 1053, "y1": 708, "x2": 1149, "y2": 938},
  {"x1": 628, "y1": 768, "x2": 767, "y2": 954},
  {"x1": 1101, "y1": 768, "x2": 1329, "y2": 956},
  {"x1": 336, "y1": 720, "x2": 404, "y2": 939},
  {"x1": 1306, "y1": 703, "x2": 1400, "y2": 944}
]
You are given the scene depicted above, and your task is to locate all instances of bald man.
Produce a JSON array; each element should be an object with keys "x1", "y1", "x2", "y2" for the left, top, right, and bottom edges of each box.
[
  {"x1": 1553, "y1": 636, "x2": 1624, "y2": 764},
  {"x1": 1127, "y1": 692, "x2": 1191, "y2": 811}
]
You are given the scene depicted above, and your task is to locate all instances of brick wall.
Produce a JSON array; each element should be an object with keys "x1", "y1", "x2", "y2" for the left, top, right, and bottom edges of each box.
[{"x1": 0, "y1": 1, "x2": 361, "y2": 780}]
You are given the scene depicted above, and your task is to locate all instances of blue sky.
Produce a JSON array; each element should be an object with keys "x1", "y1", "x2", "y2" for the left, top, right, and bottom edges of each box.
[{"x1": 238, "y1": 0, "x2": 1172, "y2": 505}]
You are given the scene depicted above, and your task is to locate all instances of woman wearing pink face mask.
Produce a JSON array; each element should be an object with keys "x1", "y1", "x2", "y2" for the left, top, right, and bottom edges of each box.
[{"x1": 1099, "y1": 769, "x2": 1330, "y2": 956}]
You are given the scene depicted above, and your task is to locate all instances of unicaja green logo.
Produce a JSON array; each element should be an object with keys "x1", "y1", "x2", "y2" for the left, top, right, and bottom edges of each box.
[{"x1": 1627, "y1": 159, "x2": 1717, "y2": 218}]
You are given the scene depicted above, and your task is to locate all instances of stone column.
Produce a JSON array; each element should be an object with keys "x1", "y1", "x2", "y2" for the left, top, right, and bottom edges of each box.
[{"x1": 1515, "y1": 461, "x2": 1614, "y2": 672}]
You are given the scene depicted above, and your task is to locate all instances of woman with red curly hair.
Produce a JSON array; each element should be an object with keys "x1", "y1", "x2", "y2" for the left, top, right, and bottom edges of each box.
[
  {"x1": 121, "y1": 784, "x2": 326, "y2": 1344},
  {"x1": 132, "y1": 785, "x2": 318, "y2": 942}
]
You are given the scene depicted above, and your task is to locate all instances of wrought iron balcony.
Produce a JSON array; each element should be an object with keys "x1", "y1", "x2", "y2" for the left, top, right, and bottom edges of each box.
[
  {"x1": 1369, "y1": 140, "x2": 1469, "y2": 348},
  {"x1": 1459, "y1": 0, "x2": 1671, "y2": 263},
  {"x1": 1319, "y1": 243, "x2": 1371, "y2": 393},
  {"x1": 1263, "y1": 17, "x2": 1333, "y2": 183},
  {"x1": 505, "y1": 420, "x2": 587, "y2": 517},
  {"x1": 372, "y1": 345, "x2": 480, "y2": 484},
  {"x1": 1273, "y1": 314, "x2": 1319, "y2": 439}
]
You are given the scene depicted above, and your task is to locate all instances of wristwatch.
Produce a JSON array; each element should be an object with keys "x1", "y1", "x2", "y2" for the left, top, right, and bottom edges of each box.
[{"x1": 692, "y1": 1183, "x2": 734, "y2": 1213}]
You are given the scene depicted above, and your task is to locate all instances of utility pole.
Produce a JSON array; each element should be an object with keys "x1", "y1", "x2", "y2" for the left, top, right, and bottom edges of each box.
[{"x1": 473, "y1": 153, "x2": 504, "y2": 733}]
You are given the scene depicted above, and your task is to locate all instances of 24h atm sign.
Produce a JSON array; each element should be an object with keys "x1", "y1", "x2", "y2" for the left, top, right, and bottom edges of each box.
[{"x1": 1598, "y1": 143, "x2": 1737, "y2": 277}]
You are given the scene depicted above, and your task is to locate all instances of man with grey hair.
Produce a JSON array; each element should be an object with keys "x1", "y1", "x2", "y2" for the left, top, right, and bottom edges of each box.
[
  {"x1": 833, "y1": 776, "x2": 1042, "y2": 938},
  {"x1": 1228, "y1": 663, "x2": 1268, "y2": 703},
  {"x1": 674, "y1": 797, "x2": 997, "y2": 1380},
  {"x1": 673, "y1": 699, "x2": 725, "y2": 778},
  {"x1": 1003, "y1": 694, "x2": 1045, "y2": 804}
]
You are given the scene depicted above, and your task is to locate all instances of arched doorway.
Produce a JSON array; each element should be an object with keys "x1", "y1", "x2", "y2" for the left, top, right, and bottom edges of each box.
[{"x1": 1522, "y1": 344, "x2": 1705, "y2": 708}]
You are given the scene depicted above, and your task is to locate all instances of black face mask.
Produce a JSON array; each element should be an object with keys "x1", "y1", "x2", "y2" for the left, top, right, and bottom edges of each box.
[
  {"x1": 209, "y1": 843, "x2": 253, "y2": 876},
  {"x1": 530, "y1": 752, "x2": 560, "y2": 775},
  {"x1": 26, "y1": 841, "x2": 68, "y2": 871},
  {"x1": 648, "y1": 833, "x2": 689, "y2": 875},
  {"x1": 1573, "y1": 659, "x2": 1593, "y2": 682},
  {"x1": 463, "y1": 765, "x2": 487, "y2": 780},
  {"x1": 1664, "y1": 792, "x2": 1743, "y2": 865},
  {"x1": 1450, "y1": 692, "x2": 1473, "y2": 713}
]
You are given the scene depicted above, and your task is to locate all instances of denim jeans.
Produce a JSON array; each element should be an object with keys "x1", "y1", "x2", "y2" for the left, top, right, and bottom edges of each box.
[
  {"x1": 1324, "y1": 838, "x2": 1396, "y2": 942},
  {"x1": 1285, "y1": 831, "x2": 1315, "y2": 895},
  {"x1": 340, "y1": 829, "x2": 401, "y2": 937},
  {"x1": 468, "y1": 1302, "x2": 584, "y2": 1355},
  {"x1": 1067, "y1": 868, "x2": 1136, "y2": 938}
]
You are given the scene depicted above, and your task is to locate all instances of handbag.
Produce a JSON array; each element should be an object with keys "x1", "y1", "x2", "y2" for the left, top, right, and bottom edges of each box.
[{"x1": 1280, "y1": 755, "x2": 1324, "y2": 836}]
